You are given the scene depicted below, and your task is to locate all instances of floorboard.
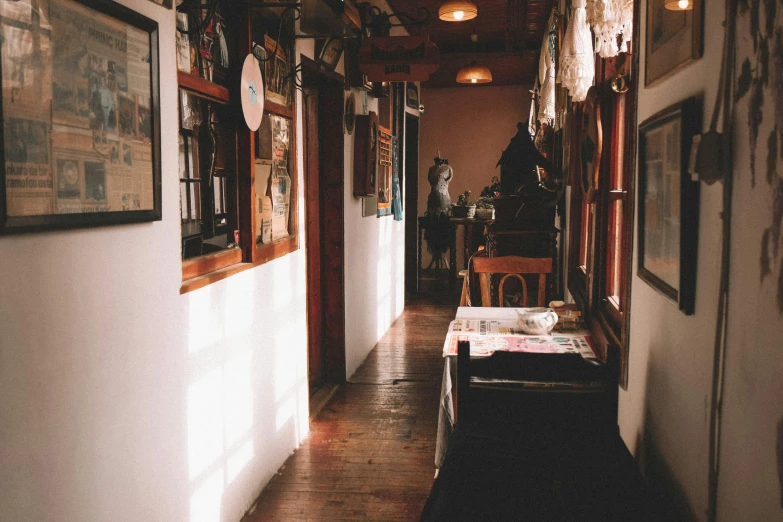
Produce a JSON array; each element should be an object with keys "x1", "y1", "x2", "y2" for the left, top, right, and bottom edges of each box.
[{"x1": 242, "y1": 290, "x2": 457, "y2": 521}]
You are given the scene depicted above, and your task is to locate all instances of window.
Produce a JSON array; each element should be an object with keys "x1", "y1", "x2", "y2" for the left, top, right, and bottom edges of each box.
[
  {"x1": 176, "y1": 2, "x2": 299, "y2": 293},
  {"x1": 567, "y1": 54, "x2": 638, "y2": 387},
  {"x1": 179, "y1": 90, "x2": 238, "y2": 261}
]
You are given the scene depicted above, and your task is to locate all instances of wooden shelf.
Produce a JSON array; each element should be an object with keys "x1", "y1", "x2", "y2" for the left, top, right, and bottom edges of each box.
[{"x1": 178, "y1": 71, "x2": 230, "y2": 103}]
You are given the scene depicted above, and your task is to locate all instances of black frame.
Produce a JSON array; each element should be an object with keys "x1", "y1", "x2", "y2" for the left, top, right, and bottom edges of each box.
[
  {"x1": 637, "y1": 97, "x2": 700, "y2": 315},
  {"x1": 0, "y1": 0, "x2": 162, "y2": 235}
]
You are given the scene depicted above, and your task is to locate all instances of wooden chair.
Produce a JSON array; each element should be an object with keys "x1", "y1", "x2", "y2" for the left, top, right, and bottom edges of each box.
[
  {"x1": 471, "y1": 256, "x2": 552, "y2": 307},
  {"x1": 459, "y1": 248, "x2": 488, "y2": 306}
]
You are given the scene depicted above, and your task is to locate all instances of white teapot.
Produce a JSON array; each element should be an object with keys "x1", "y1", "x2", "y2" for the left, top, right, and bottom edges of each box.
[{"x1": 517, "y1": 307, "x2": 559, "y2": 335}]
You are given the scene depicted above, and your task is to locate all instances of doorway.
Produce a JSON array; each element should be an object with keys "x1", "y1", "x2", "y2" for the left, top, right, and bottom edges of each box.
[
  {"x1": 405, "y1": 113, "x2": 420, "y2": 298},
  {"x1": 301, "y1": 57, "x2": 346, "y2": 401}
]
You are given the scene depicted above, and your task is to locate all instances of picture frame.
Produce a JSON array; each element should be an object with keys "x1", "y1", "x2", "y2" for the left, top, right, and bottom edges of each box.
[
  {"x1": 637, "y1": 97, "x2": 700, "y2": 315},
  {"x1": 645, "y1": 0, "x2": 702, "y2": 86},
  {"x1": 406, "y1": 83, "x2": 419, "y2": 110},
  {"x1": 0, "y1": 0, "x2": 161, "y2": 235},
  {"x1": 315, "y1": 38, "x2": 344, "y2": 72}
]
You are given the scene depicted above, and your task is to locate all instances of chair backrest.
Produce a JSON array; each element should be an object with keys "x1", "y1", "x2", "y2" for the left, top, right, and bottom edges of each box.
[{"x1": 471, "y1": 256, "x2": 552, "y2": 307}]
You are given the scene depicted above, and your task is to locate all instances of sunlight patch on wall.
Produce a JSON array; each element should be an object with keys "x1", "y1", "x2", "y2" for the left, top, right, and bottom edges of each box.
[
  {"x1": 275, "y1": 394, "x2": 296, "y2": 432},
  {"x1": 224, "y1": 349, "x2": 253, "y2": 446},
  {"x1": 225, "y1": 272, "x2": 255, "y2": 335},
  {"x1": 271, "y1": 259, "x2": 294, "y2": 308},
  {"x1": 187, "y1": 287, "x2": 220, "y2": 355},
  {"x1": 227, "y1": 440, "x2": 254, "y2": 484},
  {"x1": 188, "y1": 369, "x2": 223, "y2": 480},
  {"x1": 187, "y1": 346, "x2": 256, "y2": 522},
  {"x1": 189, "y1": 468, "x2": 223, "y2": 522},
  {"x1": 273, "y1": 328, "x2": 303, "y2": 401},
  {"x1": 376, "y1": 218, "x2": 393, "y2": 338}
]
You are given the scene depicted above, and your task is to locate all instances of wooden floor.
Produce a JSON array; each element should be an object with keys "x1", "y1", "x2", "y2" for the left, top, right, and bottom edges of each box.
[{"x1": 243, "y1": 288, "x2": 458, "y2": 521}]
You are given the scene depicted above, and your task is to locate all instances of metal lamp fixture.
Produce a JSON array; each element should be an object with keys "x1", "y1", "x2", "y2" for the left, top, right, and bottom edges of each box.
[
  {"x1": 438, "y1": 0, "x2": 478, "y2": 22},
  {"x1": 664, "y1": 0, "x2": 692, "y2": 10},
  {"x1": 456, "y1": 61, "x2": 493, "y2": 83},
  {"x1": 456, "y1": 34, "x2": 492, "y2": 84}
]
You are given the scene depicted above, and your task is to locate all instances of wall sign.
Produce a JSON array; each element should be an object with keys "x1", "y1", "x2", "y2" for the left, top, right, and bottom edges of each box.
[{"x1": 359, "y1": 36, "x2": 439, "y2": 82}]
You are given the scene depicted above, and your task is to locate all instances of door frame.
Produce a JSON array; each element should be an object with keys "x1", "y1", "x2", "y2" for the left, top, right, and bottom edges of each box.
[
  {"x1": 404, "y1": 112, "x2": 420, "y2": 297},
  {"x1": 301, "y1": 56, "x2": 346, "y2": 386}
]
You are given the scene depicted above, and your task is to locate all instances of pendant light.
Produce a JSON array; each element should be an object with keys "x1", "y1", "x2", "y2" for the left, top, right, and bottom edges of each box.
[
  {"x1": 456, "y1": 34, "x2": 492, "y2": 84},
  {"x1": 438, "y1": 0, "x2": 478, "y2": 22},
  {"x1": 664, "y1": 0, "x2": 692, "y2": 10}
]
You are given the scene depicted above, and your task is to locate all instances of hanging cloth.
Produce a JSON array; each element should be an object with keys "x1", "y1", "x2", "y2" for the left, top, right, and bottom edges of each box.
[
  {"x1": 391, "y1": 136, "x2": 403, "y2": 221},
  {"x1": 537, "y1": 11, "x2": 557, "y2": 124},
  {"x1": 528, "y1": 78, "x2": 540, "y2": 137},
  {"x1": 557, "y1": 0, "x2": 594, "y2": 102},
  {"x1": 586, "y1": 0, "x2": 633, "y2": 58}
]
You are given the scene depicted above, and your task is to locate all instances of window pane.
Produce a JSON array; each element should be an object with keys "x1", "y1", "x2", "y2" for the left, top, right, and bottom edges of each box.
[
  {"x1": 607, "y1": 199, "x2": 624, "y2": 301},
  {"x1": 214, "y1": 177, "x2": 223, "y2": 215},
  {"x1": 579, "y1": 201, "x2": 590, "y2": 268}
]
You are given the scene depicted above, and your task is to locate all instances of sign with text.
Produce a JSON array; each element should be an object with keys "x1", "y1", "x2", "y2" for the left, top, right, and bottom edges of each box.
[{"x1": 359, "y1": 36, "x2": 439, "y2": 82}]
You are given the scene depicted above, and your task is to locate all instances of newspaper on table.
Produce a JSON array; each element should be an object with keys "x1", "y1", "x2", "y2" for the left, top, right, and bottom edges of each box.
[{"x1": 442, "y1": 318, "x2": 596, "y2": 359}]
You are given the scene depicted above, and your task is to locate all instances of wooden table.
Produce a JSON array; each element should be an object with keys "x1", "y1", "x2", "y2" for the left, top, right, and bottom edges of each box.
[
  {"x1": 417, "y1": 216, "x2": 494, "y2": 286},
  {"x1": 435, "y1": 306, "x2": 597, "y2": 467}
]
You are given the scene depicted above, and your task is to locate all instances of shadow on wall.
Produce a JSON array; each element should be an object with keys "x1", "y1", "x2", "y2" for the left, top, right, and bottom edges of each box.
[
  {"x1": 184, "y1": 257, "x2": 309, "y2": 522},
  {"x1": 634, "y1": 343, "x2": 705, "y2": 522},
  {"x1": 636, "y1": 426, "x2": 700, "y2": 522}
]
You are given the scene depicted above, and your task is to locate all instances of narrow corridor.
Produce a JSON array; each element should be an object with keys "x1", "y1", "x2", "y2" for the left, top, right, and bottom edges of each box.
[{"x1": 243, "y1": 292, "x2": 456, "y2": 521}]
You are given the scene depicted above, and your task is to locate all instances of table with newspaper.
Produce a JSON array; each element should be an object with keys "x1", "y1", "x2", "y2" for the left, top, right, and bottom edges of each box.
[{"x1": 435, "y1": 307, "x2": 597, "y2": 468}]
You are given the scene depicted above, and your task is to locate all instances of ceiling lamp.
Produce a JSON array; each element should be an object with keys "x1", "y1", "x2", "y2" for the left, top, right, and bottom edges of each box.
[
  {"x1": 438, "y1": 0, "x2": 478, "y2": 22},
  {"x1": 456, "y1": 34, "x2": 492, "y2": 84},
  {"x1": 456, "y1": 60, "x2": 493, "y2": 83},
  {"x1": 664, "y1": 0, "x2": 692, "y2": 9}
]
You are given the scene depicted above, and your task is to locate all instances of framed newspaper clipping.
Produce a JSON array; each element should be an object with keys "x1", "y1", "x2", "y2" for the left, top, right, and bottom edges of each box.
[{"x1": 0, "y1": 0, "x2": 161, "y2": 234}]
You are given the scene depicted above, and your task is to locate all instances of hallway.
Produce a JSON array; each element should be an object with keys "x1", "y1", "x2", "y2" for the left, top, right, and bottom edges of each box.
[{"x1": 243, "y1": 293, "x2": 456, "y2": 521}]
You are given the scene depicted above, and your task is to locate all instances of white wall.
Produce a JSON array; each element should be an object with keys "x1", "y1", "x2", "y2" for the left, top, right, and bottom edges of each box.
[
  {"x1": 713, "y1": 7, "x2": 783, "y2": 520},
  {"x1": 342, "y1": 87, "x2": 406, "y2": 378},
  {"x1": 0, "y1": 1, "x2": 406, "y2": 521},
  {"x1": 618, "y1": 0, "x2": 783, "y2": 520}
]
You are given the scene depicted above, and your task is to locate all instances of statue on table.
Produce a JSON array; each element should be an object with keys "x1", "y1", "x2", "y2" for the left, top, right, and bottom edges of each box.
[
  {"x1": 424, "y1": 155, "x2": 453, "y2": 271},
  {"x1": 427, "y1": 155, "x2": 453, "y2": 214}
]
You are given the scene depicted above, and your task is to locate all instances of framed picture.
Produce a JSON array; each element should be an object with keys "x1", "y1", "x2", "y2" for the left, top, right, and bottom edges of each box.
[
  {"x1": 637, "y1": 97, "x2": 700, "y2": 314},
  {"x1": 0, "y1": 0, "x2": 161, "y2": 234},
  {"x1": 406, "y1": 83, "x2": 419, "y2": 110},
  {"x1": 645, "y1": 0, "x2": 702, "y2": 86},
  {"x1": 315, "y1": 38, "x2": 343, "y2": 72}
]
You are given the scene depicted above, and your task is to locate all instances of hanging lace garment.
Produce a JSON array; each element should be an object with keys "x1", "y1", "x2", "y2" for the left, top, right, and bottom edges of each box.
[
  {"x1": 557, "y1": 0, "x2": 594, "y2": 102},
  {"x1": 537, "y1": 11, "x2": 557, "y2": 124},
  {"x1": 528, "y1": 78, "x2": 539, "y2": 137},
  {"x1": 586, "y1": 0, "x2": 633, "y2": 57}
]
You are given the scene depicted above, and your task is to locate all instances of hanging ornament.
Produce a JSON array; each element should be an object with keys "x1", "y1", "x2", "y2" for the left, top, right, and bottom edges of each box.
[
  {"x1": 557, "y1": 0, "x2": 594, "y2": 102},
  {"x1": 586, "y1": 0, "x2": 634, "y2": 58},
  {"x1": 537, "y1": 11, "x2": 557, "y2": 124}
]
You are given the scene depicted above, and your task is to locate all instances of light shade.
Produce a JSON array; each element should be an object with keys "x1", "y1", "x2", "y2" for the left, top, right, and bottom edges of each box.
[
  {"x1": 664, "y1": 0, "x2": 692, "y2": 10},
  {"x1": 438, "y1": 0, "x2": 478, "y2": 22},
  {"x1": 456, "y1": 61, "x2": 493, "y2": 84}
]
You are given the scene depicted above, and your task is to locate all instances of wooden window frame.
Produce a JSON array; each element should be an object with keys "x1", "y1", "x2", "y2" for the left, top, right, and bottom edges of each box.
[
  {"x1": 178, "y1": 4, "x2": 300, "y2": 294},
  {"x1": 566, "y1": 14, "x2": 640, "y2": 388}
]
